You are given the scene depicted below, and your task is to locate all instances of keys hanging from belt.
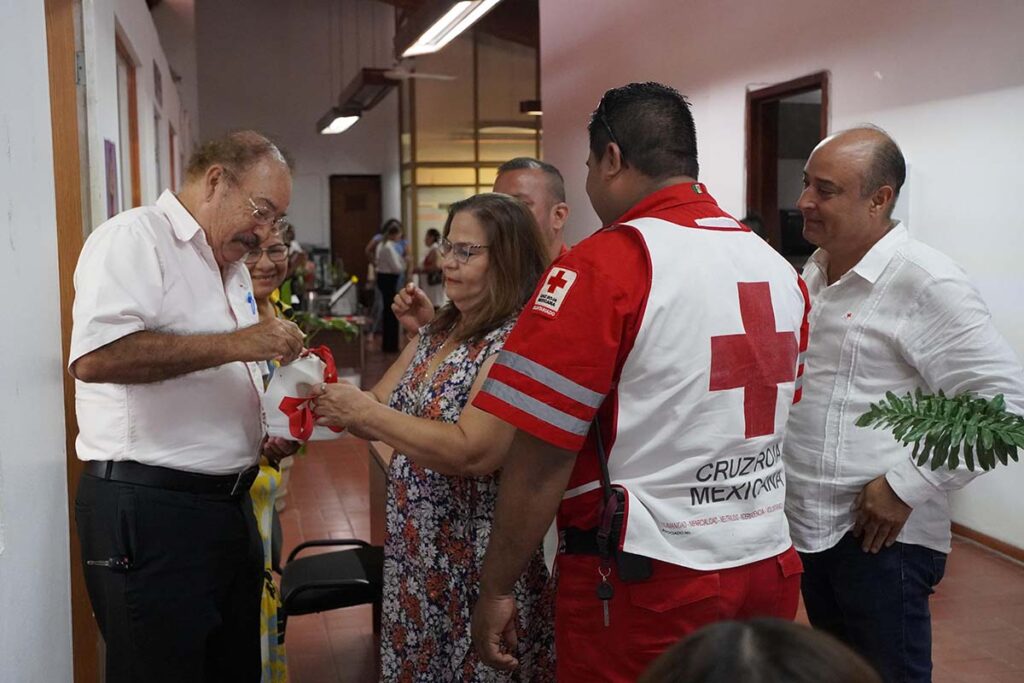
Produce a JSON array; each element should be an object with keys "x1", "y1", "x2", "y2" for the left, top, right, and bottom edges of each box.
[{"x1": 597, "y1": 564, "x2": 613, "y2": 627}]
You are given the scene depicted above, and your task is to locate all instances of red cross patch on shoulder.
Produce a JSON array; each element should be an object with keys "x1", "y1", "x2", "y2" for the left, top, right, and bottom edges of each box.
[{"x1": 532, "y1": 267, "x2": 578, "y2": 318}]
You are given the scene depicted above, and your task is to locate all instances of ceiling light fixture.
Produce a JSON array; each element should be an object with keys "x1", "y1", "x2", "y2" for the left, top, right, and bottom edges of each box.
[
  {"x1": 519, "y1": 99, "x2": 542, "y2": 116},
  {"x1": 396, "y1": 0, "x2": 503, "y2": 58},
  {"x1": 317, "y1": 106, "x2": 362, "y2": 135},
  {"x1": 340, "y1": 67, "x2": 399, "y2": 112}
]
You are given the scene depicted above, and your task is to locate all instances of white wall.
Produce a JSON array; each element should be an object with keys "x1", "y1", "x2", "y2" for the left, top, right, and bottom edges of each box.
[
  {"x1": 0, "y1": 3, "x2": 74, "y2": 680},
  {"x1": 196, "y1": 0, "x2": 400, "y2": 249},
  {"x1": 151, "y1": 0, "x2": 200, "y2": 143},
  {"x1": 83, "y1": 0, "x2": 191, "y2": 229},
  {"x1": 540, "y1": 0, "x2": 1024, "y2": 549}
]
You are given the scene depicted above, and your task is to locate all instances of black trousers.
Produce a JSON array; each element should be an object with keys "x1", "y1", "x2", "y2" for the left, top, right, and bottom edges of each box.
[
  {"x1": 75, "y1": 473, "x2": 264, "y2": 683},
  {"x1": 377, "y1": 273, "x2": 401, "y2": 352},
  {"x1": 800, "y1": 532, "x2": 947, "y2": 683}
]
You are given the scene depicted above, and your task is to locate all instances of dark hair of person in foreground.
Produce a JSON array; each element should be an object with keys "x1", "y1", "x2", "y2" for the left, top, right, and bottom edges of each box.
[{"x1": 638, "y1": 619, "x2": 882, "y2": 683}]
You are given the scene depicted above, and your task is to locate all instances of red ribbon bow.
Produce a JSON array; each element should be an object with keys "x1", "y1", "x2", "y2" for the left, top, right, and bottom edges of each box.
[{"x1": 277, "y1": 345, "x2": 345, "y2": 441}]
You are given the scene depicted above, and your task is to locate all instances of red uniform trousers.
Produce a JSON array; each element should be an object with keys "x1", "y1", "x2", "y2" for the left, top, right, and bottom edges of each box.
[{"x1": 554, "y1": 546, "x2": 803, "y2": 682}]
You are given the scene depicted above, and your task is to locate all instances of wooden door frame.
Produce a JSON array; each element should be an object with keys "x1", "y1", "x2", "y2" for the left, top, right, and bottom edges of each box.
[
  {"x1": 168, "y1": 123, "x2": 176, "y2": 192},
  {"x1": 746, "y1": 71, "x2": 829, "y2": 250},
  {"x1": 44, "y1": 0, "x2": 97, "y2": 681},
  {"x1": 115, "y1": 34, "x2": 141, "y2": 208}
]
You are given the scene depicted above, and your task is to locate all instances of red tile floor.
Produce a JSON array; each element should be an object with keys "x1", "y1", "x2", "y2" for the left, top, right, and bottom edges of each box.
[{"x1": 278, "y1": 349, "x2": 1024, "y2": 682}]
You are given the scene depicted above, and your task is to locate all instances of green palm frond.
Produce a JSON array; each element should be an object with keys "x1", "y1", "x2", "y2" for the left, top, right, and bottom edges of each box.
[{"x1": 856, "y1": 390, "x2": 1024, "y2": 472}]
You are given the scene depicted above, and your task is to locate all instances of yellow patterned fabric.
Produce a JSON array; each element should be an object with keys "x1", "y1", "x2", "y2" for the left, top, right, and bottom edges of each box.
[{"x1": 251, "y1": 463, "x2": 287, "y2": 682}]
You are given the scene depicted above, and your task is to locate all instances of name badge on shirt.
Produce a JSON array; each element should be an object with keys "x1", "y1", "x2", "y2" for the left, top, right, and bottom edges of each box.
[{"x1": 532, "y1": 267, "x2": 577, "y2": 319}]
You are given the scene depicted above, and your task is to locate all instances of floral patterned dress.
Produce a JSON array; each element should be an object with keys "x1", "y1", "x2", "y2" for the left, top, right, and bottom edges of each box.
[{"x1": 380, "y1": 320, "x2": 555, "y2": 682}]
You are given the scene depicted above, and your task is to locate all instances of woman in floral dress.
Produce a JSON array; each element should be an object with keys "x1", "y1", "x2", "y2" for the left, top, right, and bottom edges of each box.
[{"x1": 312, "y1": 194, "x2": 555, "y2": 681}]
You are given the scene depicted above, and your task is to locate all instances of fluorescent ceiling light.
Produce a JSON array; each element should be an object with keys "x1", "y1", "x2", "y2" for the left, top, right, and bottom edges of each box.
[
  {"x1": 399, "y1": 0, "x2": 503, "y2": 58},
  {"x1": 317, "y1": 107, "x2": 361, "y2": 135}
]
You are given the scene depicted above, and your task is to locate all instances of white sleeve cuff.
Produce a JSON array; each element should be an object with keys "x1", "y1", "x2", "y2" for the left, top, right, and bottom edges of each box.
[{"x1": 885, "y1": 459, "x2": 941, "y2": 509}]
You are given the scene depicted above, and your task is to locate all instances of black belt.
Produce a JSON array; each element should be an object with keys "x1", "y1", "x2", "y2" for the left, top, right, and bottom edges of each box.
[
  {"x1": 84, "y1": 460, "x2": 259, "y2": 497},
  {"x1": 561, "y1": 525, "x2": 656, "y2": 581},
  {"x1": 561, "y1": 526, "x2": 602, "y2": 555}
]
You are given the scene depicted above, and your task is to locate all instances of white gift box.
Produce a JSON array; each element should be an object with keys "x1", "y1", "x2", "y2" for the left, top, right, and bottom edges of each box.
[{"x1": 263, "y1": 353, "x2": 346, "y2": 441}]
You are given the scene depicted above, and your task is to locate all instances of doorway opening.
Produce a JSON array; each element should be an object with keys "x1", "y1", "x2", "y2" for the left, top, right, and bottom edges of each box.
[
  {"x1": 746, "y1": 72, "x2": 828, "y2": 267},
  {"x1": 329, "y1": 175, "x2": 383, "y2": 293}
]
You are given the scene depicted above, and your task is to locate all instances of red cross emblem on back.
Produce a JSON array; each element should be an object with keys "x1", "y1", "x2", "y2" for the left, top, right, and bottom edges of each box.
[{"x1": 709, "y1": 282, "x2": 798, "y2": 439}]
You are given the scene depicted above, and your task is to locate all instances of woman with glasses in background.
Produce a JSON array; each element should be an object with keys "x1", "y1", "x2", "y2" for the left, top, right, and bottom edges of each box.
[
  {"x1": 243, "y1": 229, "x2": 298, "y2": 683},
  {"x1": 311, "y1": 193, "x2": 556, "y2": 681}
]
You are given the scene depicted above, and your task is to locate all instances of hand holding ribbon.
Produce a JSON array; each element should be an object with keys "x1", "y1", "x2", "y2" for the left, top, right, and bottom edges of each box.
[
  {"x1": 309, "y1": 373, "x2": 380, "y2": 440},
  {"x1": 276, "y1": 346, "x2": 345, "y2": 441}
]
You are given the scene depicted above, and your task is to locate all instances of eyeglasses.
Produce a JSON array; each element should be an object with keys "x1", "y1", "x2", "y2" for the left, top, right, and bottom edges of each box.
[
  {"x1": 596, "y1": 101, "x2": 626, "y2": 160},
  {"x1": 243, "y1": 244, "x2": 289, "y2": 265},
  {"x1": 248, "y1": 197, "x2": 290, "y2": 233},
  {"x1": 437, "y1": 236, "x2": 488, "y2": 264}
]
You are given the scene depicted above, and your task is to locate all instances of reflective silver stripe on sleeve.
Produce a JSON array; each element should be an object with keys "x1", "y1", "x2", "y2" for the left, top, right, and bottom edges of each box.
[
  {"x1": 482, "y1": 378, "x2": 591, "y2": 436},
  {"x1": 797, "y1": 352, "x2": 806, "y2": 366},
  {"x1": 794, "y1": 376, "x2": 804, "y2": 391},
  {"x1": 563, "y1": 480, "x2": 602, "y2": 500},
  {"x1": 496, "y1": 351, "x2": 604, "y2": 409}
]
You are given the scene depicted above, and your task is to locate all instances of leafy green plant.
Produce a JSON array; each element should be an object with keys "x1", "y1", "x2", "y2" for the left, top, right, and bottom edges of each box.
[
  {"x1": 856, "y1": 390, "x2": 1024, "y2": 472},
  {"x1": 288, "y1": 311, "x2": 359, "y2": 347}
]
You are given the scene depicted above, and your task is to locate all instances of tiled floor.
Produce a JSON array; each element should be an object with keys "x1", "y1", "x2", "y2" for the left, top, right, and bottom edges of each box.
[{"x1": 278, "y1": 348, "x2": 1024, "y2": 682}]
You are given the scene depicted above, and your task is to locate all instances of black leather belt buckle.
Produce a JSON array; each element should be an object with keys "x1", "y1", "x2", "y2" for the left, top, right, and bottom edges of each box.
[{"x1": 230, "y1": 465, "x2": 260, "y2": 496}]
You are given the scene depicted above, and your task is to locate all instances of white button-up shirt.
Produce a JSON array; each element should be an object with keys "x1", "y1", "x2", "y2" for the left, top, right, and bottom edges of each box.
[
  {"x1": 375, "y1": 239, "x2": 405, "y2": 275},
  {"x1": 784, "y1": 224, "x2": 1024, "y2": 554},
  {"x1": 70, "y1": 191, "x2": 266, "y2": 475}
]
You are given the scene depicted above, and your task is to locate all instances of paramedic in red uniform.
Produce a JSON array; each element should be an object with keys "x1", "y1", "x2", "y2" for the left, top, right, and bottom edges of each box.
[{"x1": 470, "y1": 82, "x2": 811, "y2": 681}]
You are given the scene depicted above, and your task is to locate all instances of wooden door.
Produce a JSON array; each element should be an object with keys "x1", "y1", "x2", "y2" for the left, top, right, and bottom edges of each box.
[
  {"x1": 329, "y1": 175, "x2": 382, "y2": 284},
  {"x1": 746, "y1": 72, "x2": 829, "y2": 254}
]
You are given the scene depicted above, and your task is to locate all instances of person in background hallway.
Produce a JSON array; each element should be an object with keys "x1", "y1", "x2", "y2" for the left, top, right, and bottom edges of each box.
[
  {"x1": 375, "y1": 221, "x2": 406, "y2": 352},
  {"x1": 70, "y1": 130, "x2": 304, "y2": 682},
  {"x1": 365, "y1": 218, "x2": 402, "y2": 344},
  {"x1": 470, "y1": 82, "x2": 810, "y2": 681},
  {"x1": 417, "y1": 227, "x2": 446, "y2": 307},
  {"x1": 638, "y1": 619, "x2": 882, "y2": 683},
  {"x1": 783, "y1": 126, "x2": 1024, "y2": 683},
  {"x1": 244, "y1": 227, "x2": 299, "y2": 682},
  {"x1": 310, "y1": 194, "x2": 555, "y2": 682},
  {"x1": 392, "y1": 156, "x2": 570, "y2": 333}
]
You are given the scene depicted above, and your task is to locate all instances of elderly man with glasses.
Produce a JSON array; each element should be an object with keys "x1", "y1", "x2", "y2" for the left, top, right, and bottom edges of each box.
[{"x1": 69, "y1": 130, "x2": 304, "y2": 683}]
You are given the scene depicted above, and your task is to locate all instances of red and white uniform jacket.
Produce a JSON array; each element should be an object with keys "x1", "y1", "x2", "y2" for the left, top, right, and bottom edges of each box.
[{"x1": 474, "y1": 183, "x2": 810, "y2": 570}]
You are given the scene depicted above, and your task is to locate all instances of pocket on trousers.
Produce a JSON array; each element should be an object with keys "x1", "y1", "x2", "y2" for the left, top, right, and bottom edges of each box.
[
  {"x1": 114, "y1": 488, "x2": 139, "y2": 568},
  {"x1": 777, "y1": 547, "x2": 804, "y2": 578},
  {"x1": 628, "y1": 572, "x2": 720, "y2": 614},
  {"x1": 931, "y1": 552, "x2": 948, "y2": 588}
]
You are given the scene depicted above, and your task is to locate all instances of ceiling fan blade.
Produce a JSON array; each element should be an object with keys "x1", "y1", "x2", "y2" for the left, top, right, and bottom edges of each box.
[{"x1": 383, "y1": 69, "x2": 456, "y2": 82}]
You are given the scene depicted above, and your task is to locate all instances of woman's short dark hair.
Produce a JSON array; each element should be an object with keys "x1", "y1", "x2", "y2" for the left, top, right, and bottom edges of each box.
[
  {"x1": 185, "y1": 130, "x2": 291, "y2": 182},
  {"x1": 426, "y1": 228, "x2": 441, "y2": 240},
  {"x1": 638, "y1": 619, "x2": 881, "y2": 683},
  {"x1": 427, "y1": 193, "x2": 547, "y2": 342}
]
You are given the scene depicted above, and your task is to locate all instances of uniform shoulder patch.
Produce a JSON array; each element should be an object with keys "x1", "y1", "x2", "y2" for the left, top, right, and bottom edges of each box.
[{"x1": 532, "y1": 267, "x2": 578, "y2": 318}]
